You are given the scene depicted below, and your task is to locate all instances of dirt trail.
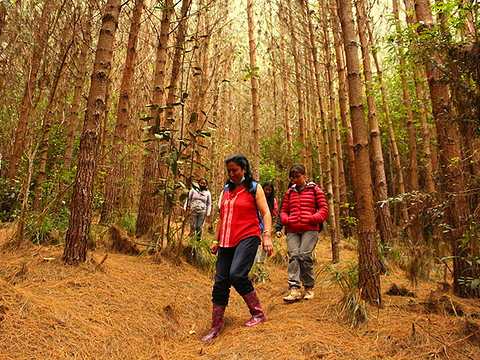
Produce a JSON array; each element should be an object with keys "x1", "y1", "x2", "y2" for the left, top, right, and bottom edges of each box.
[{"x1": 0, "y1": 226, "x2": 479, "y2": 359}]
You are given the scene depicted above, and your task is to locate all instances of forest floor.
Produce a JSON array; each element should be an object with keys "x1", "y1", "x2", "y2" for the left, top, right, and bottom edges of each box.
[{"x1": 1, "y1": 224, "x2": 480, "y2": 360}]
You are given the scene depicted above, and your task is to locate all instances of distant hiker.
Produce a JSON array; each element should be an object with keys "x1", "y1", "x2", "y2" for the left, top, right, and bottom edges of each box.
[
  {"x1": 280, "y1": 163, "x2": 328, "y2": 302},
  {"x1": 255, "y1": 181, "x2": 277, "y2": 263},
  {"x1": 184, "y1": 177, "x2": 212, "y2": 241},
  {"x1": 202, "y1": 154, "x2": 273, "y2": 342}
]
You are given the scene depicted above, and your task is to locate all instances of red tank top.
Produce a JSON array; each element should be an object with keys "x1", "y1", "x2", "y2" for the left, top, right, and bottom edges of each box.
[{"x1": 219, "y1": 187, "x2": 261, "y2": 247}]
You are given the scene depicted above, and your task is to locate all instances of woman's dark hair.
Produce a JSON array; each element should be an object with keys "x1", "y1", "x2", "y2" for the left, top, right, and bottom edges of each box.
[
  {"x1": 262, "y1": 181, "x2": 275, "y2": 214},
  {"x1": 225, "y1": 154, "x2": 255, "y2": 193},
  {"x1": 288, "y1": 163, "x2": 306, "y2": 179}
]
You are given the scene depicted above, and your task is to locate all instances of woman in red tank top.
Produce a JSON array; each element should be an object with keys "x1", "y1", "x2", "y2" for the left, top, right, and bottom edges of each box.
[{"x1": 201, "y1": 154, "x2": 274, "y2": 342}]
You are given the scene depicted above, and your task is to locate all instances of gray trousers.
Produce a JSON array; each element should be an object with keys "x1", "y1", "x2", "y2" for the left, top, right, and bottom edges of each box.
[
  {"x1": 190, "y1": 213, "x2": 206, "y2": 239},
  {"x1": 286, "y1": 230, "x2": 319, "y2": 288}
]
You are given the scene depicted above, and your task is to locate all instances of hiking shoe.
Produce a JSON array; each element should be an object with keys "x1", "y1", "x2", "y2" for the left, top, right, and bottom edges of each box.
[
  {"x1": 304, "y1": 286, "x2": 314, "y2": 300},
  {"x1": 283, "y1": 286, "x2": 302, "y2": 302}
]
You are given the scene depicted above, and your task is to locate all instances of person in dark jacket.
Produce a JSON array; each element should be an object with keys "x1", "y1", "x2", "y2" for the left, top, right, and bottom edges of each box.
[{"x1": 280, "y1": 163, "x2": 328, "y2": 302}]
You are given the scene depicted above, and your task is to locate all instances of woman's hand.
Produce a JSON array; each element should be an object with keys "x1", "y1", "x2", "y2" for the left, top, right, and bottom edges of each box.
[
  {"x1": 263, "y1": 232, "x2": 274, "y2": 257},
  {"x1": 210, "y1": 242, "x2": 219, "y2": 254}
]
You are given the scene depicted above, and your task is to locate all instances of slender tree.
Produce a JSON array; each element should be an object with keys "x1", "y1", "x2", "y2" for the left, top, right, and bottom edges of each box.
[{"x1": 247, "y1": 0, "x2": 260, "y2": 179}]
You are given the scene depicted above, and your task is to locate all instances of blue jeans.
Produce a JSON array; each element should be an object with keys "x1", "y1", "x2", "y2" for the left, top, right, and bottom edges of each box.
[{"x1": 212, "y1": 235, "x2": 260, "y2": 306}]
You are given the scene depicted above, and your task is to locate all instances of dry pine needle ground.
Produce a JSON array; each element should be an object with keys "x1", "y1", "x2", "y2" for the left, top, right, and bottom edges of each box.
[{"x1": 0, "y1": 226, "x2": 479, "y2": 360}]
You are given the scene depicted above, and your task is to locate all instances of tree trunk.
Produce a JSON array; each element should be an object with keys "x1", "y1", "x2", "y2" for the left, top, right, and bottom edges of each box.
[
  {"x1": 355, "y1": 0, "x2": 394, "y2": 245},
  {"x1": 34, "y1": 35, "x2": 73, "y2": 211},
  {"x1": 302, "y1": 0, "x2": 339, "y2": 263},
  {"x1": 366, "y1": 17, "x2": 408, "y2": 224},
  {"x1": 338, "y1": 0, "x2": 381, "y2": 302},
  {"x1": 8, "y1": 1, "x2": 50, "y2": 180},
  {"x1": 247, "y1": 0, "x2": 260, "y2": 179},
  {"x1": 135, "y1": 0, "x2": 174, "y2": 238},
  {"x1": 278, "y1": 4, "x2": 293, "y2": 155},
  {"x1": 287, "y1": 0, "x2": 306, "y2": 165},
  {"x1": 64, "y1": 2, "x2": 94, "y2": 171},
  {"x1": 414, "y1": 0, "x2": 477, "y2": 297},
  {"x1": 101, "y1": 0, "x2": 143, "y2": 225},
  {"x1": 63, "y1": 0, "x2": 122, "y2": 264}
]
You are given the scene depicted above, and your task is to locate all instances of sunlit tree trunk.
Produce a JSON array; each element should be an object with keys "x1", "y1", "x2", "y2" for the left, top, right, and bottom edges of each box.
[
  {"x1": 136, "y1": 0, "x2": 174, "y2": 238},
  {"x1": 64, "y1": 2, "x2": 94, "y2": 171},
  {"x1": 338, "y1": 0, "x2": 381, "y2": 302},
  {"x1": 355, "y1": 0, "x2": 394, "y2": 245},
  {"x1": 414, "y1": 0, "x2": 477, "y2": 298},
  {"x1": 63, "y1": 0, "x2": 122, "y2": 264},
  {"x1": 8, "y1": 1, "x2": 50, "y2": 181},
  {"x1": 101, "y1": 0, "x2": 143, "y2": 225},
  {"x1": 247, "y1": 0, "x2": 260, "y2": 178}
]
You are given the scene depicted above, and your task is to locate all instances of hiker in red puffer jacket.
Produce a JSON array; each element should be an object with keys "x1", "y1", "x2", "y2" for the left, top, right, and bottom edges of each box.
[{"x1": 280, "y1": 163, "x2": 329, "y2": 302}]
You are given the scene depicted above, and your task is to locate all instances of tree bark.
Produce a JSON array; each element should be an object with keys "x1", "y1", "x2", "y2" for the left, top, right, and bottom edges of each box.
[
  {"x1": 302, "y1": 0, "x2": 339, "y2": 263},
  {"x1": 8, "y1": 1, "x2": 50, "y2": 180},
  {"x1": 338, "y1": 0, "x2": 381, "y2": 302},
  {"x1": 101, "y1": 0, "x2": 144, "y2": 225},
  {"x1": 63, "y1": 0, "x2": 122, "y2": 264},
  {"x1": 64, "y1": 2, "x2": 94, "y2": 171},
  {"x1": 135, "y1": 0, "x2": 174, "y2": 238},
  {"x1": 414, "y1": 0, "x2": 477, "y2": 297},
  {"x1": 355, "y1": 0, "x2": 394, "y2": 245},
  {"x1": 247, "y1": 0, "x2": 260, "y2": 179}
]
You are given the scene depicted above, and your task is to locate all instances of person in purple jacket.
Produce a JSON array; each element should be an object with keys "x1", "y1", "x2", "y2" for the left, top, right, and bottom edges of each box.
[{"x1": 280, "y1": 163, "x2": 329, "y2": 302}]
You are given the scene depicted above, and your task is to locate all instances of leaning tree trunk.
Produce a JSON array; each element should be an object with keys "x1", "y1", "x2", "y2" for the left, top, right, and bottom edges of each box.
[
  {"x1": 355, "y1": 0, "x2": 394, "y2": 245},
  {"x1": 63, "y1": 0, "x2": 122, "y2": 264},
  {"x1": 338, "y1": 0, "x2": 381, "y2": 303},
  {"x1": 414, "y1": 0, "x2": 477, "y2": 298},
  {"x1": 101, "y1": 0, "x2": 143, "y2": 225},
  {"x1": 8, "y1": 1, "x2": 50, "y2": 181}
]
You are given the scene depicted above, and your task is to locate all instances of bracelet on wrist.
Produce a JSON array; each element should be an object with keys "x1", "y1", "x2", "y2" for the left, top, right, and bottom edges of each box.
[
  {"x1": 213, "y1": 240, "x2": 219, "y2": 244},
  {"x1": 263, "y1": 230, "x2": 271, "y2": 235}
]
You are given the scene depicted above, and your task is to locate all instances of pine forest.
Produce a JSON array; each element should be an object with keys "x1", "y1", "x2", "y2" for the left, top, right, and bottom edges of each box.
[{"x1": 0, "y1": 0, "x2": 479, "y2": 358}]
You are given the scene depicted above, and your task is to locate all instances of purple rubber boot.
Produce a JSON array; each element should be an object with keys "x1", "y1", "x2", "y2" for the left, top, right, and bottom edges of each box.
[
  {"x1": 242, "y1": 290, "x2": 267, "y2": 327},
  {"x1": 201, "y1": 303, "x2": 226, "y2": 342}
]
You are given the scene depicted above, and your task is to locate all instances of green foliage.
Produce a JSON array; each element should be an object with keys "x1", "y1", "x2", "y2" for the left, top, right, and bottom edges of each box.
[
  {"x1": 25, "y1": 209, "x2": 70, "y2": 245},
  {"x1": 0, "y1": 178, "x2": 21, "y2": 222},
  {"x1": 249, "y1": 263, "x2": 270, "y2": 283},
  {"x1": 182, "y1": 236, "x2": 216, "y2": 275},
  {"x1": 318, "y1": 262, "x2": 368, "y2": 327}
]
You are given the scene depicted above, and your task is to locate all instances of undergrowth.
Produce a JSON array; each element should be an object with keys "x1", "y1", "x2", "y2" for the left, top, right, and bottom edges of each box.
[{"x1": 318, "y1": 261, "x2": 367, "y2": 328}]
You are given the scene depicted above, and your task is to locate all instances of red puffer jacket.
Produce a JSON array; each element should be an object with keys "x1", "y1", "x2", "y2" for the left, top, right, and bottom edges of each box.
[{"x1": 280, "y1": 182, "x2": 329, "y2": 234}]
